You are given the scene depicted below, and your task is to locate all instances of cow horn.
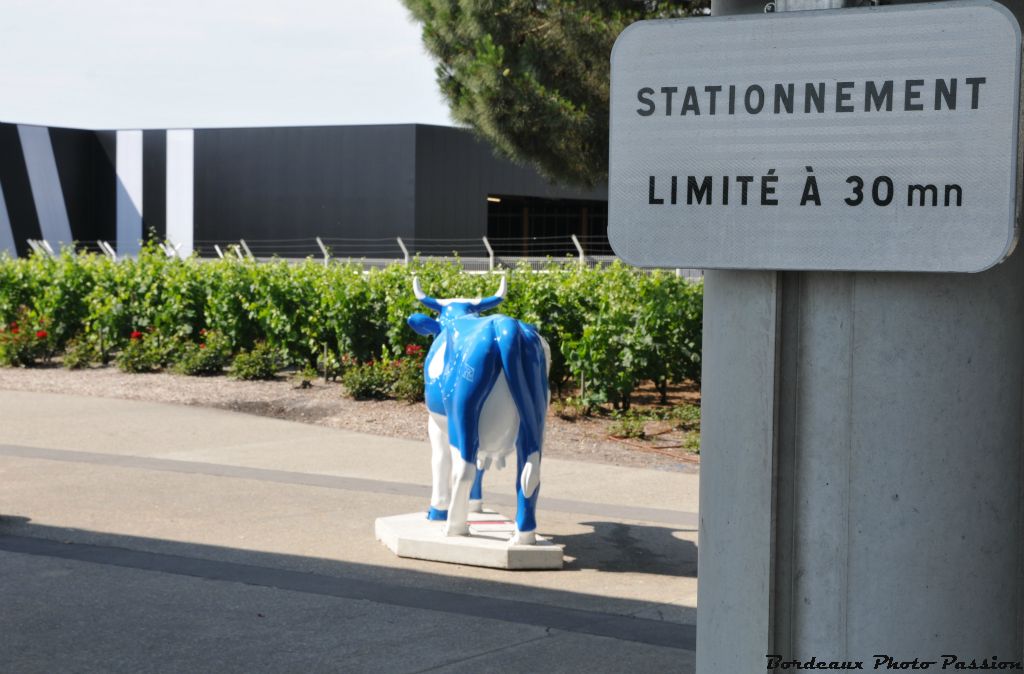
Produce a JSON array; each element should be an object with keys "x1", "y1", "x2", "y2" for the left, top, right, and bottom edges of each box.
[
  {"x1": 412, "y1": 276, "x2": 443, "y2": 312},
  {"x1": 476, "y1": 274, "x2": 507, "y2": 311}
]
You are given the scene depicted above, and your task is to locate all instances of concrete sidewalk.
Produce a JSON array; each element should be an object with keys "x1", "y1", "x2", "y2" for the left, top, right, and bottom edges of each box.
[{"x1": 0, "y1": 390, "x2": 698, "y2": 673}]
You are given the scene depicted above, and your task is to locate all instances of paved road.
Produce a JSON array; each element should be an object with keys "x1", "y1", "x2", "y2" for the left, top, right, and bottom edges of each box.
[{"x1": 0, "y1": 390, "x2": 699, "y2": 673}]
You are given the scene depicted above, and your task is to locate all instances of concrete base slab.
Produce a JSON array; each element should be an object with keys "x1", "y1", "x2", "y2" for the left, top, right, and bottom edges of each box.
[{"x1": 375, "y1": 510, "x2": 564, "y2": 570}]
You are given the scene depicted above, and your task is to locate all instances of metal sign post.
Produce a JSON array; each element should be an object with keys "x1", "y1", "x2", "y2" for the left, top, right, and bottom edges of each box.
[{"x1": 609, "y1": 0, "x2": 1024, "y2": 671}]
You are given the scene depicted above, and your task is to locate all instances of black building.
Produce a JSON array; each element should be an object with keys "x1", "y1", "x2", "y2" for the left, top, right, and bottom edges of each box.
[{"x1": 0, "y1": 123, "x2": 608, "y2": 259}]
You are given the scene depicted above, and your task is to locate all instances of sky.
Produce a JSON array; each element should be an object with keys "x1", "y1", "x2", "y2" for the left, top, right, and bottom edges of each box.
[{"x1": 0, "y1": 0, "x2": 455, "y2": 130}]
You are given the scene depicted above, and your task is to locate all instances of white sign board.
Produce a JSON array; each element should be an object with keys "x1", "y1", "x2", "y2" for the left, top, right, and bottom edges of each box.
[{"x1": 608, "y1": 1, "x2": 1022, "y2": 272}]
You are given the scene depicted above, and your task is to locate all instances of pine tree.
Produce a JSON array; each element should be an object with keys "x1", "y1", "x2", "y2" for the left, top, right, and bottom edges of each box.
[{"x1": 402, "y1": 1, "x2": 706, "y2": 187}]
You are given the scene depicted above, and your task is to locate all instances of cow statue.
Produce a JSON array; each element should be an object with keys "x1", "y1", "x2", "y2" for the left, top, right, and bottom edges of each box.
[{"x1": 407, "y1": 275, "x2": 550, "y2": 545}]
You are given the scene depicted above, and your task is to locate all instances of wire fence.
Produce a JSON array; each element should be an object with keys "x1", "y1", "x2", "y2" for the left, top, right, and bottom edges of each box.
[
  {"x1": 24, "y1": 235, "x2": 703, "y2": 278},
  {"x1": 191, "y1": 234, "x2": 614, "y2": 261}
]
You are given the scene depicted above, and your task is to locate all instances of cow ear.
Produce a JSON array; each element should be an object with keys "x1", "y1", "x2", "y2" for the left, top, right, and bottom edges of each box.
[{"x1": 408, "y1": 313, "x2": 441, "y2": 336}]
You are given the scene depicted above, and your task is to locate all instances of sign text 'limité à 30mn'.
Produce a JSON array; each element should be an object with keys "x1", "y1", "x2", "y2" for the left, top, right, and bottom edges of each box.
[{"x1": 608, "y1": 1, "x2": 1022, "y2": 272}]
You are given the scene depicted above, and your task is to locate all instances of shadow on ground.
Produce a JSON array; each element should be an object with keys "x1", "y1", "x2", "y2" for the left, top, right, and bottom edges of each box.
[
  {"x1": 553, "y1": 521, "x2": 697, "y2": 577},
  {"x1": 0, "y1": 514, "x2": 695, "y2": 656}
]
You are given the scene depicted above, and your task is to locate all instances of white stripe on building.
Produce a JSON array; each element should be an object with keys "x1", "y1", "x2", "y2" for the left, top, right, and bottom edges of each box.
[
  {"x1": 166, "y1": 129, "x2": 194, "y2": 258},
  {"x1": 115, "y1": 130, "x2": 144, "y2": 256},
  {"x1": 16, "y1": 125, "x2": 73, "y2": 249},
  {"x1": 0, "y1": 180, "x2": 15, "y2": 257}
]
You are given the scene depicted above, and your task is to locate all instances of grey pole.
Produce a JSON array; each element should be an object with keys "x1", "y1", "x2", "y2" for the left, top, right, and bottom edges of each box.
[{"x1": 699, "y1": 1, "x2": 1024, "y2": 672}]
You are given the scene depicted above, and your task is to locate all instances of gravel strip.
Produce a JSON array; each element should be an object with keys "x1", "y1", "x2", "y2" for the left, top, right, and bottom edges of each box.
[{"x1": 0, "y1": 366, "x2": 698, "y2": 473}]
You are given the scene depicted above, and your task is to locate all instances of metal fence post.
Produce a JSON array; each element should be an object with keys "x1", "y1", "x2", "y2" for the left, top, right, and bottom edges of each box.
[
  {"x1": 396, "y1": 237, "x2": 410, "y2": 265},
  {"x1": 239, "y1": 239, "x2": 254, "y2": 260},
  {"x1": 161, "y1": 240, "x2": 182, "y2": 259},
  {"x1": 102, "y1": 241, "x2": 117, "y2": 260},
  {"x1": 482, "y1": 237, "x2": 495, "y2": 272},
  {"x1": 316, "y1": 236, "x2": 330, "y2": 267},
  {"x1": 571, "y1": 234, "x2": 585, "y2": 269}
]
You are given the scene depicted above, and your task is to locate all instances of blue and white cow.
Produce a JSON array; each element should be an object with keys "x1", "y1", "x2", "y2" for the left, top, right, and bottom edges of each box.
[{"x1": 407, "y1": 276, "x2": 550, "y2": 544}]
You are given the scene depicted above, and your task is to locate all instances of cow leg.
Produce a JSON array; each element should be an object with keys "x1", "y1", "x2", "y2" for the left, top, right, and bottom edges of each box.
[
  {"x1": 443, "y1": 325, "x2": 502, "y2": 536},
  {"x1": 510, "y1": 433, "x2": 541, "y2": 546},
  {"x1": 445, "y1": 446, "x2": 478, "y2": 536},
  {"x1": 426, "y1": 414, "x2": 450, "y2": 520},
  {"x1": 469, "y1": 469, "x2": 484, "y2": 513}
]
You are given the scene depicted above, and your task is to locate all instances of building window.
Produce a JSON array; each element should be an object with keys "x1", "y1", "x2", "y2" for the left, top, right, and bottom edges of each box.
[{"x1": 486, "y1": 195, "x2": 611, "y2": 257}]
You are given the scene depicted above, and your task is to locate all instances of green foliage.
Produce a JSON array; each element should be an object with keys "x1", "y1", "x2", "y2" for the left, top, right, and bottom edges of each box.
[
  {"x1": 669, "y1": 403, "x2": 701, "y2": 432},
  {"x1": 175, "y1": 330, "x2": 231, "y2": 376},
  {"x1": 0, "y1": 257, "x2": 38, "y2": 326},
  {"x1": 29, "y1": 250, "x2": 94, "y2": 350},
  {"x1": 681, "y1": 430, "x2": 701, "y2": 454},
  {"x1": 204, "y1": 259, "x2": 261, "y2": 353},
  {"x1": 0, "y1": 252, "x2": 703, "y2": 403},
  {"x1": 609, "y1": 415, "x2": 647, "y2": 440},
  {"x1": 317, "y1": 348, "x2": 343, "y2": 382},
  {"x1": 562, "y1": 263, "x2": 701, "y2": 410},
  {"x1": 292, "y1": 364, "x2": 320, "y2": 388},
  {"x1": 341, "y1": 360, "x2": 396, "y2": 400},
  {"x1": 608, "y1": 403, "x2": 702, "y2": 450},
  {"x1": 342, "y1": 342, "x2": 425, "y2": 399},
  {"x1": 0, "y1": 306, "x2": 52, "y2": 367},
  {"x1": 390, "y1": 345, "x2": 427, "y2": 403},
  {"x1": 115, "y1": 333, "x2": 165, "y2": 373},
  {"x1": 550, "y1": 396, "x2": 591, "y2": 421},
  {"x1": 230, "y1": 341, "x2": 282, "y2": 380},
  {"x1": 401, "y1": 0, "x2": 705, "y2": 186},
  {"x1": 238, "y1": 260, "x2": 321, "y2": 366},
  {"x1": 62, "y1": 335, "x2": 97, "y2": 370},
  {"x1": 341, "y1": 344, "x2": 425, "y2": 402}
]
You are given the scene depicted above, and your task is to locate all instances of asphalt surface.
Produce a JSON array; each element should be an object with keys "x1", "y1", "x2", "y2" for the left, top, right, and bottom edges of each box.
[{"x1": 0, "y1": 390, "x2": 699, "y2": 673}]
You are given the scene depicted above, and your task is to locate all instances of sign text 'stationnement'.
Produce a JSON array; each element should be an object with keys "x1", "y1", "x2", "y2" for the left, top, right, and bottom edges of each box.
[{"x1": 607, "y1": 1, "x2": 1021, "y2": 272}]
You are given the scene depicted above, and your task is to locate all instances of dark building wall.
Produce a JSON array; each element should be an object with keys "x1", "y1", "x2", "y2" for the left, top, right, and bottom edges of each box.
[
  {"x1": 0, "y1": 123, "x2": 42, "y2": 256},
  {"x1": 93, "y1": 131, "x2": 118, "y2": 249},
  {"x1": 1, "y1": 122, "x2": 608, "y2": 258},
  {"x1": 0, "y1": 123, "x2": 115, "y2": 255},
  {"x1": 51, "y1": 128, "x2": 117, "y2": 249},
  {"x1": 192, "y1": 125, "x2": 418, "y2": 245},
  {"x1": 412, "y1": 125, "x2": 607, "y2": 241},
  {"x1": 142, "y1": 130, "x2": 166, "y2": 240}
]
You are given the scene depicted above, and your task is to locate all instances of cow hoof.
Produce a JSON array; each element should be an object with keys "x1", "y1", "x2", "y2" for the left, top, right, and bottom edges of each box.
[
  {"x1": 468, "y1": 499, "x2": 483, "y2": 513},
  {"x1": 444, "y1": 522, "x2": 469, "y2": 537},
  {"x1": 510, "y1": 530, "x2": 536, "y2": 546}
]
